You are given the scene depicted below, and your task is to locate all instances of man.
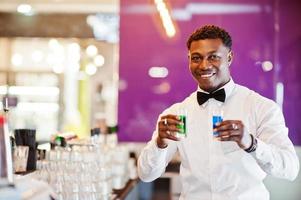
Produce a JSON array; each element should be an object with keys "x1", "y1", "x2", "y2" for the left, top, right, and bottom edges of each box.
[{"x1": 137, "y1": 25, "x2": 299, "y2": 200}]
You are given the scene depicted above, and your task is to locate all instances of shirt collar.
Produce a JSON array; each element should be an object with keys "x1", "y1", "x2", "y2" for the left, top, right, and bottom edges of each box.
[{"x1": 196, "y1": 78, "x2": 236, "y2": 103}]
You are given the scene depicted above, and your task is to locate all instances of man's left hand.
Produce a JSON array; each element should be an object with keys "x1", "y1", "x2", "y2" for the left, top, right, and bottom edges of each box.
[{"x1": 214, "y1": 120, "x2": 252, "y2": 149}]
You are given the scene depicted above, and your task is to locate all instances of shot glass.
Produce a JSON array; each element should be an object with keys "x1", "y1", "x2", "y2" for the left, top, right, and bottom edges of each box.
[
  {"x1": 212, "y1": 107, "x2": 223, "y2": 137},
  {"x1": 176, "y1": 108, "x2": 187, "y2": 138}
]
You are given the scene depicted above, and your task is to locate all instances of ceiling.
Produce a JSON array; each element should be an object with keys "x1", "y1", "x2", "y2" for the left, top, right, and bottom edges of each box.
[{"x1": 0, "y1": 0, "x2": 119, "y2": 14}]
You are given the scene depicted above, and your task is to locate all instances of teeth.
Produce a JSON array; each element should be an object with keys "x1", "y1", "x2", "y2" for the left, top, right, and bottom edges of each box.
[{"x1": 201, "y1": 73, "x2": 214, "y2": 78}]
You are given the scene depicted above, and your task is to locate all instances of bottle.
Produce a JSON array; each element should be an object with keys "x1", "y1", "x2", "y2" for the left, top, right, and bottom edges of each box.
[
  {"x1": 90, "y1": 128, "x2": 100, "y2": 145},
  {"x1": 0, "y1": 115, "x2": 14, "y2": 186},
  {"x1": 54, "y1": 136, "x2": 66, "y2": 147},
  {"x1": 107, "y1": 125, "x2": 118, "y2": 148}
]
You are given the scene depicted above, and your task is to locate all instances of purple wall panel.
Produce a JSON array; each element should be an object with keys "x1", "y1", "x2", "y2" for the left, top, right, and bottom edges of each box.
[
  {"x1": 118, "y1": 0, "x2": 301, "y2": 145},
  {"x1": 278, "y1": 0, "x2": 301, "y2": 145}
]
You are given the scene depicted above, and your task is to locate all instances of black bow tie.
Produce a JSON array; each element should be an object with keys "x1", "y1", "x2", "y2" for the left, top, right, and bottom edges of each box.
[{"x1": 197, "y1": 88, "x2": 226, "y2": 105}]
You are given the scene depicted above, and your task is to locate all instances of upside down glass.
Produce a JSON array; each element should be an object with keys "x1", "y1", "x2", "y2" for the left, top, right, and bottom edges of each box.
[
  {"x1": 13, "y1": 146, "x2": 29, "y2": 173},
  {"x1": 14, "y1": 129, "x2": 37, "y2": 171}
]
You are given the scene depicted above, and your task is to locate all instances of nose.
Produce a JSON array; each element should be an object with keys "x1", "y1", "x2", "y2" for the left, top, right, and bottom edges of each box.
[{"x1": 198, "y1": 58, "x2": 211, "y2": 70}]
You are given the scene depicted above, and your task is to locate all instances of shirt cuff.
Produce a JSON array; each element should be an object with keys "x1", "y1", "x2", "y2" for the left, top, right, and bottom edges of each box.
[
  {"x1": 152, "y1": 139, "x2": 169, "y2": 152},
  {"x1": 148, "y1": 140, "x2": 168, "y2": 165},
  {"x1": 250, "y1": 138, "x2": 272, "y2": 165}
]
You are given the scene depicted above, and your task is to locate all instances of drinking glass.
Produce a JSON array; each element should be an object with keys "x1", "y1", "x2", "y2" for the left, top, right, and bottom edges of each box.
[
  {"x1": 13, "y1": 145, "x2": 29, "y2": 173},
  {"x1": 212, "y1": 106, "x2": 223, "y2": 137},
  {"x1": 176, "y1": 108, "x2": 187, "y2": 138}
]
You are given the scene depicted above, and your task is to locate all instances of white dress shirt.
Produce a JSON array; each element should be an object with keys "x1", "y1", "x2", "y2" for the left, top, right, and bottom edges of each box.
[{"x1": 138, "y1": 79, "x2": 299, "y2": 200}]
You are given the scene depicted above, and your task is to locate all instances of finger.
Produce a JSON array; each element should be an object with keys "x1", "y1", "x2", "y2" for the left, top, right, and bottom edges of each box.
[
  {"x1": 218, "y1": 120, "x2": 240, "y2": 125},
  {"x1": 217, "y1": 120, "x2": 241, "y2": 127},
  {"x1": 159, "y1": 119, "x2": 183, "y2": 129},
  {"x1": 219, "y1": 134, "x2": 231, "y2": 141},
  {"x1": 158, "y1": 119, "x2": 171, "y2": 128},
  {"x1": 219, "y1": 135, "x2": 236, "y2": 141},
  {"x1": 169, "y1": 124, "x2": 183, "y2": 132},
  {"x1": 215, "y1": 129, "x2": 242, "y2": 142},
  {"x1": 226, "y1": 135, "x2": 241, "y2": 143},
  {"x1": 217, "y1": 129, "x2": 241, "y2": 137},
  {"x1": 218, "y1": 134, "x2": 242, "y2": 142},
  {"x1": 216, "y1": 121, "x2": 241, "y2": 132},
  {"x1": 159, "y1": 127, "x2": 180, "y2": 139},
  {"x1": 164, "y1": 131, "x2": 180, "y2": 141},
  {"x1": 164, "y1": 118, "x2": 183, "y2": 126},
  {"x1": 161, "y1": 115, "x2": 182, "y2": 122},
  {"x1": 215, "y1": 130, "x2": 231, "y2": 140},
  {"x1": 159, "y1": 123, "x2": 182, "y2": 133},
  {"x1": 215, "y1": 124, "x2": 236, "y2": 132}
]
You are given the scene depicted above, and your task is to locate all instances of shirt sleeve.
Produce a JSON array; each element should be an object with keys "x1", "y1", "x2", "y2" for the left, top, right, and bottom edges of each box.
[
  {"x1": 137, "y1": 115, "x2": 178, "y2": 182},
  {"x1": 251, "y1": 98, "x2": 299, "y2": 181}
]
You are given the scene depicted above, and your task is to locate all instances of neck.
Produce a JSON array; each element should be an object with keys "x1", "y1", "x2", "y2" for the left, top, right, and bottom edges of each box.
[{"x1": 199, "y1": 78, "x2": 231, "y2": 93}]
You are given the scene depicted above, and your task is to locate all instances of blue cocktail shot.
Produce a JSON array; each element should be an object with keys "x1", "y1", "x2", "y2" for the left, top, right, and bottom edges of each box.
[{"x1": 212, "y1": 115, "x2": 223, "y2": 136}]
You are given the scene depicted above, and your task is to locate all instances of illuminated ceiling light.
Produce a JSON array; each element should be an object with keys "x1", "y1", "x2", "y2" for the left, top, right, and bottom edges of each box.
[
  {"x1": 152, "y1": 81, "x2": 171, "y2": 94},
  {"x1": 276, "y1": 82, "x2": 284, "y2": 109},
  {"x1": 86, "y1": 45, "x2": 98, "y2": 57},
  {"x1": 52, "y1": 65, "x2": 64, "y2": 74},
  {"x1": 102, "y1": 86, "x2": 117, "y2": 101},
  {"x1": 0, "y1": 86, "x2": 8, "y2": 95},
  {"x1": 17, "y1": 102, "x2": 59, "y2": 112},
  {"x1": 48, "y1": 39, "x2": 59, "y2": 48},
  {"x1": 85, "y1": 63, "x2": 97, "y2": 75},
  {"x1": 186, "y1": 3, "x2": 261, "y2": 15},
  {"x1": 118, "y1": 79, "x2": 128, "y2": 91},
  {"x1": 68, "y1": 43, "x2": 81, "y2": 63},
  {"x1": 78, "y1": 71, "x2": 86, "y2": 80},
  {"x1": 262, "y1": 61, "x2": 273, "y2": 71},
  {"x1": 113, "y1": 72, "x2": 119, "y2": 82},
  {"x1": 48, "y1": 39, "x2": 63, "y2": 53},
  {"x1": 172, "y1": 3, "x2": 262, "y2": 21},
  {"x1": 46, "y1": 54, "x2": 56, "y2": 65},
  {"x1": 86, "y1": 15, "x2": 98, "y2": 27},
  {"x1": 11, "y1": 53, "x2": 23, "y2": 66},
  {"x1": 32, "y1": 50, "x2": 44, "y2": 63},
  {"x1": 69, "y1": 43, "x2": 81, "y2": 52},
  {"x1": 73, "y1": 63, "x2": 81, "y2": 72},
  {"x1": 148, "y1": 66, "x2": 169, "y2": 78},
  {"x1": 94, "y1": 55, "x2": 105, "y2": 67},
  {"x1": 154, "y1": 0, "x2": 176, "y2": 38},
  {"x1": 17, "y1": 4, "x2": 34, "y2": 16},
  {"x1": 8, "y1": 86, "x2": 59, "y2": 96},
  {"x1": 86, "y1": 14, "x2": 119, "y2": 43}
]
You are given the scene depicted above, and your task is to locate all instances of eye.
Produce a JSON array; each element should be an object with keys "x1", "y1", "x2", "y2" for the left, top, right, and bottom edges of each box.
[
  {"x1": 208, "y1": 54, "x2": 221, "y2": 61},
  {"x1": 191, "y1": 55, "x2": 201, "y2": 63}
]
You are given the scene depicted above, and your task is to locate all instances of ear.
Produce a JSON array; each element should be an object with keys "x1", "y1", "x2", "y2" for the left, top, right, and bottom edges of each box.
[{"x1": 228, "y1": 51, "x2": 233, "y2": 66}]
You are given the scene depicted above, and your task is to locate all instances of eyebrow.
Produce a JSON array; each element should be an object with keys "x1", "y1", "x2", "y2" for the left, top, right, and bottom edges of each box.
[{"x1": 190, "y1": 50, "x2": 219, "y2": 56}]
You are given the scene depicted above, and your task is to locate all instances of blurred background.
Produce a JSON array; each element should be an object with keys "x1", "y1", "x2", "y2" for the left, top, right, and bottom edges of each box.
[
  {"x1": 0, "y1": 0, "x2": 119, "y2": 140},
  {"x1": 0, "y1": 0, "x2": 300, "y2": 199}
]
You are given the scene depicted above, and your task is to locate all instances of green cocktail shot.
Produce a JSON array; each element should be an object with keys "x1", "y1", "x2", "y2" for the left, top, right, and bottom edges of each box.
[{"x1": 176, "y1": 115, "x2": 186, "y2": 138}]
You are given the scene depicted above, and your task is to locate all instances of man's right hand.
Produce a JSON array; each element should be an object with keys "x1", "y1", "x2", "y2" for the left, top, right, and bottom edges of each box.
[{"x1": 156, "y1": 114, "x2": 182, "y2": 148}]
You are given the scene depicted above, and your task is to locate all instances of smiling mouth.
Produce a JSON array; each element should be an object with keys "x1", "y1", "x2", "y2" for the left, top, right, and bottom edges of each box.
[{"x1": 200, "y1": 72, "x2": 216, "y2": 79}]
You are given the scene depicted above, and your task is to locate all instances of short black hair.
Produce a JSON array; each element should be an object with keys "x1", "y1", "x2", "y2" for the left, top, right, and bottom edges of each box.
[{"x1": 186, "y1": 25, "x2": 232, "y2": 50}]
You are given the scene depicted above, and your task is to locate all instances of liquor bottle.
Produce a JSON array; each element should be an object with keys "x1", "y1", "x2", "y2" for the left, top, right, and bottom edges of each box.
[
  {"x1": 107, "y1": 125, "x2": 118, "y2": 148},
  {"x1": 90, "y1": 128, "x2": 100, "y2": 144}
]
